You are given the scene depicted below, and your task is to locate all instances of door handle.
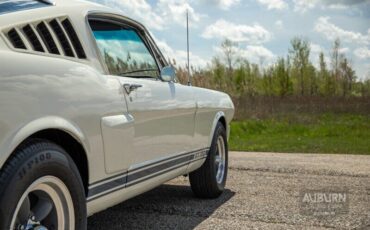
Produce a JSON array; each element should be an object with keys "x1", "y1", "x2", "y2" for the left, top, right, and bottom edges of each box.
[{"x1": 123, "y1": 84, "x2": 142, "y2": 95}]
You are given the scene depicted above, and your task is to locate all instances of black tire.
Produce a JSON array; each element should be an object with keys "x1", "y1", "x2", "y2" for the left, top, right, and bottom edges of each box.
[
  {"x1": 0, "y1": 139, "x2": 87, "y2": 230},
  {"x1": 189, "y1": 122, "x2": 228, "y2": 198}
]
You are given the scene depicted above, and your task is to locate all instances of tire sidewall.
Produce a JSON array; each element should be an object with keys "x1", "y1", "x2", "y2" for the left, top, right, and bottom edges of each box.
[
  {"x1": 0, "y1": 141, "x2": 86, "y2": 230},
  {"x1": 209, "y1": 123, "x2": 228, "y2": 191}
]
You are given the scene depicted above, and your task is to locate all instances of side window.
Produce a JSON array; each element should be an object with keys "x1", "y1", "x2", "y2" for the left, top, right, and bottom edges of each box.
[{"x1": 90, "y1": 20, "x2": 159, "y2": 78}]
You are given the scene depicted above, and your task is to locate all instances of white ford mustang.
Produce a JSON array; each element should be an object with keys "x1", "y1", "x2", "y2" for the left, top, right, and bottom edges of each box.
[{"x1": 0, "y1": 0, "x2": 234, "y2": 229}]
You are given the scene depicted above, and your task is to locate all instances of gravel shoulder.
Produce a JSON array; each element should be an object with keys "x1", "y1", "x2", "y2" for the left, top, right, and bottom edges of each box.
[{"x1": 88, "y1": 152, "x2": 370, "y2": 229}]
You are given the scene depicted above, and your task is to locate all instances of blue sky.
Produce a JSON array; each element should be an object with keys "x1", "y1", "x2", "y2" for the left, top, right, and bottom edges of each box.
[{"x1": 93, "y1": 0, "x2": 370, "y2": 80}]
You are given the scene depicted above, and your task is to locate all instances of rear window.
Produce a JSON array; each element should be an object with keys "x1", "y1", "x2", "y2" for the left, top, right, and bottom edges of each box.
[{"x1": 0, "y1": 0, "x2": 50, "y2": 15}]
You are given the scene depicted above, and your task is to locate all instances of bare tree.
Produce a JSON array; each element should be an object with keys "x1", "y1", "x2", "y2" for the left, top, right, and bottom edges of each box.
[
  {"x1": 221, "y1": 39, "x2": 238, "y2": 71},
  {"x1": 330, "y1": 38, "x2": 341, "y2": 95}
]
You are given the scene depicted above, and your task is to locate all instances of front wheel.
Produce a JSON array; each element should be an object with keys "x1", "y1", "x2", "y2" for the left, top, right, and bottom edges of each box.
[
  {"x1": 189, "y1": 122, "x2": 228, "y2": 198},
  {"x1": 0, "y1": 139, "x2": 87, "y2": 230}
]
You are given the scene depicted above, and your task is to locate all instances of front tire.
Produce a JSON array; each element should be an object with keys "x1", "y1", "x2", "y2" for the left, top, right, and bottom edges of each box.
[
  {"x1": 189, "y1": 122, "x2": 228, "y2": 198},
  {"x1": 0, "y1": 139, "x2": 87, "y2": 230}
]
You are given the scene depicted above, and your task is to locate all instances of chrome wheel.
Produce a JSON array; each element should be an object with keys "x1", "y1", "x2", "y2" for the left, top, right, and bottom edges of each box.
[
  {"x1": 10, "y1": 176, "x2": 75, "y2": 230},
  {"x1": 215, "y1": 135, "x2": 226, "y2": 184}
]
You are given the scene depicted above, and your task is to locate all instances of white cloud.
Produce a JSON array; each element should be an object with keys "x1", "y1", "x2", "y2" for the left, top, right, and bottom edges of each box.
[
  {"x1": 275, "y1": 20, "x2": 284, "y2": 30},
  {"x1": 310, "y1": 43, "x2": 324, "y2": 54},
  {"x1": 173, "y1": 50, "x2": 209, "y2": 68},
  {"x1": 314, "y1": 17, "x2": 370, "y2": 45},
  {"x1": 94, "y1": 0, "x2": 165, "y2": 30},
  {"x1": 354, "y1": 47, "x2": 370, "y2": 59},
  {"x1": 322, "y1": 0, "x2": 370, "y2": 8},
  {"x1": 202, "y1": 19, "x2": 272, "y2": 44},
  {"x1": 292, "y1": 0, "x2": 370, "y2": 13},
  {"x1": 339, "y1": 47, "x2": 349, "y2": 53},
  {"x1": 157, "y1": 0, "x2": 203, "y2": 27},
  {"x1": 327, "y1": 4, "x2": 348, "y2": 10},
  {"x1": 155, "y1": 39, "x2": 209, "y2": 68},
  {"x1": 292, "y1": 0, "x2": 316, "y2": 13},
  {"x1": 218, "y1": 0, "x2": 240, "y2": 10},
  {"x1": 257, "y1": 0, "x2": 288, "y2": 10},
  {"x1": 91, "y1": 0, "x2": 203, "y2": 30},
  {"x1": 214, "y1": 44, "x2": 275, "y2": 65},
  {"x1": 201, "y1": 0, "x2": 240, "y2": 10},
  {"x1": 241, "y1": 45, "x2": 275, "y2": 64}
]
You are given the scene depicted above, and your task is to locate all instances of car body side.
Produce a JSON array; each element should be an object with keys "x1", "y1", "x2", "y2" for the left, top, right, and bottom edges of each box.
[{"x1": 0, "y1": 0, "x2": 234, "y2": 215}]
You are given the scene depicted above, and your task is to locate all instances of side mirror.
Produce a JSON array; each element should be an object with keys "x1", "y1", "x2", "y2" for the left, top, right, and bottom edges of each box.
[{"x1": 160, "y1": 66, "x2": 176, "y2": 82}]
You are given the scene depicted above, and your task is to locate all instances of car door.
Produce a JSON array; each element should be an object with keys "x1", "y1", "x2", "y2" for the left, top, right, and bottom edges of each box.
[{"x1": 89, "y1": 18, "x2": 197, "y2": 171}]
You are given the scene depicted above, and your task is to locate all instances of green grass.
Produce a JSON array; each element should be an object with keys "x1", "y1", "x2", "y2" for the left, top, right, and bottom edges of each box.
[{"x1": 229, "y1": 114, "x2": 370, "y2": 154}]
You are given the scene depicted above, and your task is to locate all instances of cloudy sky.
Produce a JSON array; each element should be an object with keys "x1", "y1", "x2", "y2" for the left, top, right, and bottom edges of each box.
[{"x1": 92, "y1": 0, "x2": 370, "y2": 80}]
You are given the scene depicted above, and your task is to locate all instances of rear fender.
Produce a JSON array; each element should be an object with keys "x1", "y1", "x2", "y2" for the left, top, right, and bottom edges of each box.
[{"x1": 0, "y1": 116, "x2": 88, "y2": 168}]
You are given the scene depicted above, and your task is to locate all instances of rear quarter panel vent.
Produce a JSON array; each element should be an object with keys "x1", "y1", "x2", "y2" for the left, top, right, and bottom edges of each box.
[
  {"x1": 3, "y1": 17, "x2": 87, "y2": 61},
  {"x1": 7, "y1": 28, "x2": 26, "y2": 49},
  {"x1": 49, "y1": 19, "x2": 75, "y2": 57},
  {"x1": 22, "y1": 25, "x2": 44, "y2": 52},
  {"x1": 36, "y1": 22, "x2": 60, "y2": 55},
  {"x1": 61, "y1": 19, "x2": 86, "y2": 59}
]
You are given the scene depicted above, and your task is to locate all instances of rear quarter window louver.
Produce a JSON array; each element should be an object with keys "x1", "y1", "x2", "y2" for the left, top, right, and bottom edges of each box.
[
  {"x1": 3, "y1": 17, "x2": 87, "y2": 60},
  {"x1": 22, "y1": 25, "x2": 44, "y2": 52},
  {"x1": 61, "y1": 19, "x2": 86, "y2": 59},
  {"x1": 49, "y1": 19, "x2": 75, "y2": 57},
  {"x1": 36, "y1": 22, "x2": 60, "y2": 55},
  {"x1": 7, "y1": 28, "x2": 27, "y2": 49}
]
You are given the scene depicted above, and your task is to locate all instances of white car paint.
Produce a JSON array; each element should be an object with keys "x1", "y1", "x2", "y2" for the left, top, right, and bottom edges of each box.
[{"x1": 0, "y1": 0, "x2": 234, "y2": 216}]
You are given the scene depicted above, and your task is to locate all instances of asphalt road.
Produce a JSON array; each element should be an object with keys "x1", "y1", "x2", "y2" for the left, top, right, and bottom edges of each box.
[{"x1": 88, "y1": 152, "x2": 370, "y2": 229}]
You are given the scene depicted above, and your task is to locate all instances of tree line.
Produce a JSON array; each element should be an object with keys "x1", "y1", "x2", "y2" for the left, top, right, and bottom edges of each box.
[{"x1": 175, "y1": 37, "x2": 370, "y2": 97}]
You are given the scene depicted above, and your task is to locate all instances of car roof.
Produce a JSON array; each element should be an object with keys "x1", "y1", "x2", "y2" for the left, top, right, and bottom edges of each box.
[
  {"x1": 53, "y1": 0, "x2": 109, "y2": 9},
  {"x1": 0, "y1": 0, "x2": 145, "y2": 29}
]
